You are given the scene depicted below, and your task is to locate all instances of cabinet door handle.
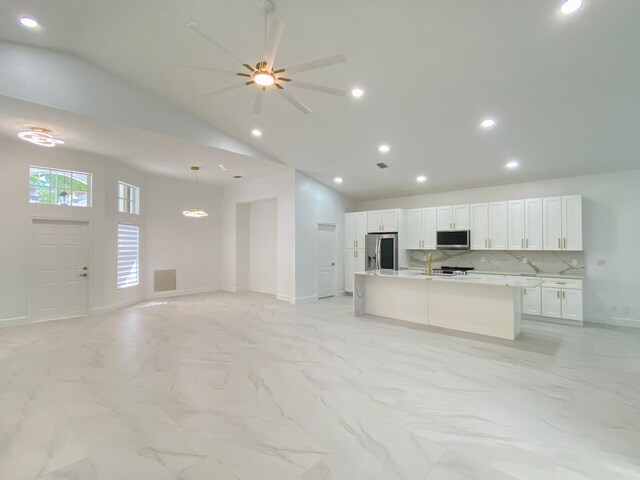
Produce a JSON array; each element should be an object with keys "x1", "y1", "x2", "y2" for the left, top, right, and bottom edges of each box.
[
  {"x1": 524, "y1": 289, "x2": 527, "y2": 296},
  {"x1": 558, "y1": 238, "x2": 561, "y2": 249},
  {"x1": 564, "y1": 238, "x2": 567, "y2": 249},
  {"x1": 485, "y1": 239, "x2": 487, "y2": 248},
  {"x1": 489, "y1": 239, "x2": 492, "y2": 249},
  {"x1": 562, "y1": 290, "x2": 565, "y2": 299},
  {"x1": 521, "y1": 239, "x2": 524, "y2": 249},
  {"x1": 526, "y1": 238, "x2": 529, "y2": 248},
  {"x1": 557, "y1": 290, "x2": 560, "y2": 299}
]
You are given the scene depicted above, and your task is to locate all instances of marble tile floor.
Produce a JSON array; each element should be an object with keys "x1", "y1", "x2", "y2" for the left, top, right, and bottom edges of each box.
[{"x1": 1, "y1": 292, "x2": 639, "y2": 480}]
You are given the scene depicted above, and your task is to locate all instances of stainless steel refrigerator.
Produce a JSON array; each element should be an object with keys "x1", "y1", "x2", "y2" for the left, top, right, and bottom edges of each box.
[{"x1": 365, "y1": 233, "x2": 399, "y2": 270}]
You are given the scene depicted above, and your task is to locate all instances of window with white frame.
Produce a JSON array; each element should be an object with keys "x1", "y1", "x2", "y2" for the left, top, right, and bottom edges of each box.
[
  {"x1": 118, "y1": 181, "x2": 139, "y2": 215},
  {"x1": 117, "y1": 224, "x2": 139, "y2": 289},
  {"x1": 29, "y1": 166, "x2": 91, "y2": 207}
]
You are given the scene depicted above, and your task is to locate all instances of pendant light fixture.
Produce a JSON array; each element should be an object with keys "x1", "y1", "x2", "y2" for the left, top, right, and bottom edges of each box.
[{"x1": 182, "y1": 166, "x2": 209, "y2": 218}]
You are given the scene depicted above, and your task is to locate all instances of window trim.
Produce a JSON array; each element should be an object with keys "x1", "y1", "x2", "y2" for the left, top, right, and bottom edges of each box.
[
  {"x1": 29, "y1": 165, "x2": 92, "y2": 207},
  {"x1": 118, "y1": 181, "x2": 140, "y2": 215},
  {"x1": 117, "y1": 223, "x2": 140, "y2": 289}
]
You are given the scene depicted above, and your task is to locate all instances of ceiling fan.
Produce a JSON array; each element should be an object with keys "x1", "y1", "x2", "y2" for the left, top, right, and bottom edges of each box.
[{"x1": 183, "y1": 3, "x2": 347, "y2": 115}]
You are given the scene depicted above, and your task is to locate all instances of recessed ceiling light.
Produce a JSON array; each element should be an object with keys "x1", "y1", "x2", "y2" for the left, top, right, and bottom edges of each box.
[
  {"x1": 18, "y1": 128, "x2": 64, "y2": 147},
  {"x1": 480, "y1": 118, "x2": 496, "y2": 129},
  {"x1": 378, "y1": 144, "x2": 390, "y2": 153},
  {"x1": 19, "y1": 16, "x2": 39, "y2": 28},
  {"x1": 351, "y1": 88, "x2": 364, "y2": 98},
  {"x1": 416, "y1": 175, "x2": 427, "y2": 183},
  {"x1": 334, "y1": 177, "x2": 343, "y2": 184},
  {"x1": 505, "y1": 161, "x2": 519, "y2": 169},
  {"x1": 560, "y1": 0, "x2": 583, "y2": 15},
  {"x1": 251, "y1": 129, "x2": 262, "y2": 137}
]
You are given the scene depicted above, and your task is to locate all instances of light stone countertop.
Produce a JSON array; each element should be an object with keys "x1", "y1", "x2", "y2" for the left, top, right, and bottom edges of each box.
[
  {"x1": 403, "y1": 268, "x2": 585, "y2": 280},
  {"x1": 355, "y1": 269, "x2": 542, "y2": 288}
]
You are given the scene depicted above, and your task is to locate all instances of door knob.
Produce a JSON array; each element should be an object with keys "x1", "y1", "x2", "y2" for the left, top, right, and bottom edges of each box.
[{"x1": 80, "y1": 273, "x2": 88, "y2": 277}]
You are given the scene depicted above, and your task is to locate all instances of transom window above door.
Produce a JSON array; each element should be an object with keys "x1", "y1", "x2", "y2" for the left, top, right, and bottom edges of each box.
[
  {"x1": 118, "y1": 181, "x2": 140, "y2": 215},
  {"x1": 29, "y1": 166, "x2": 91, "y2": 207}
]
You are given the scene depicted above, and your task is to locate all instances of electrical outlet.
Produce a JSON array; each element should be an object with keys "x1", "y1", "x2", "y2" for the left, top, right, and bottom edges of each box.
[
  {"x1": 623, "y1": 306, "x2": 631, "y2": 315},
  {"x1": 572, "y1": 259, "x2": 578, "y2": 266},
  {"x1": 522, "y1": 257, "x2": 528, "y2": 264},
  {"x1": 597, "y1": 259, "x2": 606, "y2": 266}
]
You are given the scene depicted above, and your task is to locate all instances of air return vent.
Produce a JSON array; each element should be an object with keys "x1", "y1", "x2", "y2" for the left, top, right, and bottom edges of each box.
[
  {"x1": 154, "y1": 269, "x2": 176, "y2": 292},
  {"x1": 376, "y1": 162, "x2": 389, "y2": 169}
]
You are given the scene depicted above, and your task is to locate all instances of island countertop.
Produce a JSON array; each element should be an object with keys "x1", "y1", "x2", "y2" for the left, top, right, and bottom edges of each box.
[{"x1": 355, "y1": 269, "x2": 542, "y2": 288}]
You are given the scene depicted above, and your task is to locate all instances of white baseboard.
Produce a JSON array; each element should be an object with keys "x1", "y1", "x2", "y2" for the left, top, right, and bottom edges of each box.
[
  {"x1": 148, "y1": 286, "x2": 221, "y2": 299},
  {"x1": 524, "y1": 314, "x2": 583, "y2": 327},
  {"x1": 294, "y1": 295, "x2": 318, "y2": 305},
  {"x1": 91, "y1": 299, "x2": 140, "y2": 315},
  {"x1": 276, "y1": 294, "x2": 294, "y2": 303},
  {"x1": 249, "y1": 287, "x2": 277, "y2": 295},
  {"x1": 0, "y1": 316, "x2": 27, "y2": 327},
  {"x1": 587, "y1": 315, "x2": 640, "y2": 329}
]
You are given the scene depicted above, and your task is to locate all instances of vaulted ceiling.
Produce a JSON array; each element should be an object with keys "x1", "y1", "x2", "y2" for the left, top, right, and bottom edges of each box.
[{"x1": 1, "y1": 0, "x2": 639, "y2": 200}]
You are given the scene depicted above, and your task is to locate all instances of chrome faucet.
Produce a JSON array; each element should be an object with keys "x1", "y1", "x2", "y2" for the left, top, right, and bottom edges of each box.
[{"x1": 424, "y1": 252, "x2": 432, "y2": 276}]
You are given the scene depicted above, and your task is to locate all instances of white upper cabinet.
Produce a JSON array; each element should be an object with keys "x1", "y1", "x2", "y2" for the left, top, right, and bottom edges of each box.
[
  {"x1": 367, "y1": 209, "x2": 399, "y2": 232},
  {"x1": 488, "y1": 201, "x2": 508, "y2": 250},
  {"x1": 525, "y1": 198, "x2": 543, "y2": 250},
  {"x1": 470, "y1": 203, "x2": 489, "y2": 250},
  {"x1": 543, "y1": 195, "x2": 582, "y2": 251},
  {"x1": 508, "y1": 200, "x2": 525, "y2": 250},
  {"x1": 543, "y1": 196, "x2": 563, "y2": 251},
  {"x1": 345, "y1": 212, "x2": 367, "y2": 249},
  {"x1": 471, "y1": 202, "x2": 507, "y2": 250},
  {"x1": 406, "y1": 208, "x2": 437, "y2": 249},
  {"x1": 406, "y1": 209, "x2": 423, "y2": 249},
  {"x1": 437, "y1": 205, "x2": 469, "y2": 231},
  {"x1": 422, "y1": 208, "x2": 437, "y2": 249},
  {"x1": 381, "y1": 209, "x2": 399, "y2": 232},
  {"x1": 367, "y1": 210, "x2": 383, "y2": 233},
  {"x1": 562, "y1": 195, "x2": 582, "y2": 251}
]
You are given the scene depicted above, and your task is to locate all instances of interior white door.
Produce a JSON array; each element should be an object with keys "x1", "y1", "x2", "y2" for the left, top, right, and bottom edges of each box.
[
  {"x1": 470, "y1": 203, "x2": 489, "y2": 250},
  {"x1": 30, "y1": 220, "x2": 89, "y2": 322},
  {"x1": 562, "y1": 195, "x2": 583, "y2": 251},
  {"x1": 367, "y1": 210, "x2": 382, "y2": 232},
  {"x1": 508, "y1": 200, "x2": 525, "y2": 250},
  {"x1": 422, "y1": 208, "x2": 438, "y2": 249},
  {"x1": 317, "y1": 224, "x2": 336, "y2": 299},
  {"x1": 489, "y1": 201, "x2": 508, "y2": 250},
  {"x1": 406, "y1": 209, "x2": 423, "y2": 249},
  {"x1": 525, "y1": 198, "x2": 543, "y2": 250},
  {"x1": 543, "y1": 197, "x2": 563, "y2": 251}
]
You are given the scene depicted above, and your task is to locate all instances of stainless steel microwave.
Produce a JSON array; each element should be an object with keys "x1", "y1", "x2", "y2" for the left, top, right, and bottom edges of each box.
[{"x1": 436, "y1": 230, "x2": 470, "y2": 250}]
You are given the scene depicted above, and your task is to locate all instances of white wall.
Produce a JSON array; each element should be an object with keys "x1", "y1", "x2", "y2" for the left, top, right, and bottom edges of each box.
[
  {"x1": 356, "y1": 169, "x2": 640, "y2": 327},
  {"x1": 0, "y1": 137, "x2": 223, "y2": 324},
  {"x1": 295, "y1": 172, "x2": 357, "y2": 303},
  {"x1": 222, "y1": 171, "x2": 296, "y2": 302},
  {"x1": 249, "y1": 199, "x2": 278, "y2": 295}
]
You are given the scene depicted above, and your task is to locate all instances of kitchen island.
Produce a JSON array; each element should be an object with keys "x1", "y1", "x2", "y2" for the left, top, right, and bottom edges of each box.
[{"x1": 353, "y1": 270, "x2": 542, "y2": 340}]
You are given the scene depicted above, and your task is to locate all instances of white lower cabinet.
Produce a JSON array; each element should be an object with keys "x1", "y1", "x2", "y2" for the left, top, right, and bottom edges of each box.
[
  {"x1": 522, "y1": 287, "x2": 542, "y2": 316},
  {"x1": 344, "y1": 249, "x2": 365, "y2": 294},
  {"x1": 534, "y1": 278, "x2": 583, "y2": 322}
]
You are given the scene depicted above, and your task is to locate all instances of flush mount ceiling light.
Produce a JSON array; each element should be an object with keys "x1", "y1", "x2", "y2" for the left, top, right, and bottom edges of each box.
[
  {"x1": 18, "y1": 128, "x2": 64, "y2": 147},
  {"x1": 416, "y1": 175, "x2": 427, "y2": 183},
  {"x1": 560, "y1": 0, "x2": 583, "y2": 14},
  {"x1": 480, "y1": 118, "x2": 496, "y2": 129},
  {"x1": 378, "y1": 144, "x2": 390, "y2": 153},
  {"x1": 251, "y1": 128, "x2": 262, "y2": 137},
  {"x1": 351, "y1": 88, "x2": 364, "y2": 98},
  {"x1": 19, "y1": 16, "x2": 39, "y2": 28},
  {"x1": 182, "y1": 166, "x2": 209, "y2": 218},
  {"x1": 505, "y1": 161, "x2": 520, "y2": 169},
  {"x1": 334, "y1": 177, "x2": 343, "y2": 184}
]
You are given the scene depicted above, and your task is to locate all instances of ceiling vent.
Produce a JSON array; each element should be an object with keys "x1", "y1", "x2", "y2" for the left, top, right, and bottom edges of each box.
[{"x1": 376, "y1": 162, "x2": 389, "y2": 169}]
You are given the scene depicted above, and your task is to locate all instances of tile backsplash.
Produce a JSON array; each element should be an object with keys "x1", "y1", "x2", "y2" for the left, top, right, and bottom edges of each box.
[{"x1": 404, "y1": 249, "x2": 585, "y2": 276}]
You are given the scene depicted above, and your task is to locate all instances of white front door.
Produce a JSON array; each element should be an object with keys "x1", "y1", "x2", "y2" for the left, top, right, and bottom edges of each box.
[
  {"x1": 317, "y1": 224, "x2": 336, "y2": 299},
  {"x1": 30, "y1": 220, "x2": 89, "y2": 322}
]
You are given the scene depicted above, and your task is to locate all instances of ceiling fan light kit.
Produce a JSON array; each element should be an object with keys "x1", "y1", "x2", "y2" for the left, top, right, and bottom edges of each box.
[{"x1": 185, "y1": 2, "x2": 348, "y2": 115}]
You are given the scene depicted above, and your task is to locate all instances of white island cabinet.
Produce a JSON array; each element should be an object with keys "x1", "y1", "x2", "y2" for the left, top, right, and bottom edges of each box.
[{"x1": 354, "y1": 271, "x2": 541, "y2": 340}]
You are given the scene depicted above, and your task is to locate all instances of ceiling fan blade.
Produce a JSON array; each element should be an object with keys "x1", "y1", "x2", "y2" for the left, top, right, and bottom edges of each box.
[
  {"x1": 278, "y1": 77, "x2": 291, "y2": 82},
  {"x1": 283, "y1": 53, "x2": 347, "y2": 75},
  {"x1": 202, "y1": 83, "x2": 245, "y2": 98},
  {"x1": 289, "y1": 81, "x2": 347, "y2": 96},
  {"x1": 171, "y1": 63, "x2": 237, "y2": 75},
  {"x1": 263, "y1": 18, "x2": 285, "y2": 69},
  {"x1": 252, "y1": 90, "x2": 265, "y2": 115},
  {"x1": 188, "y1": 23, "x2": 245, "y2": 64},
  {"x1": 236, "y1": 73, "x2": 252, "y2": 78},
  {"x1": 278, "y1": 90, "x2": 311, "y2": 115},
  {"x1": 243, "y1": 63, "x2": 257, "y2": 72}
]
